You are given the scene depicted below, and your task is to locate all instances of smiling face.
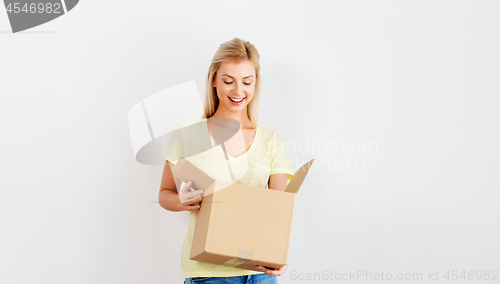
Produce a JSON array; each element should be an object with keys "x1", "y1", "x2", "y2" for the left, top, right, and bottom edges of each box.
[{"x1": 212, "y1": 59, "x2": 256, "y2": 115}]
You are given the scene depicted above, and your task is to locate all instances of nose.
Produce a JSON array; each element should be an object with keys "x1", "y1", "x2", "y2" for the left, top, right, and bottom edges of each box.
[{"x1": 233, "y1": 82, "x2": 244, "y2": 97}]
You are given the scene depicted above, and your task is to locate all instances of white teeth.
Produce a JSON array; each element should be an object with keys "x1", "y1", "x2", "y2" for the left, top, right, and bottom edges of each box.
[{"x1": 229, "y1": 97, "x2": 244, "y2": 102}]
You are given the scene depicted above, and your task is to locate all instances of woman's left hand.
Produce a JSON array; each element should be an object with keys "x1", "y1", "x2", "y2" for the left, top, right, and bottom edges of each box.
[{"x1": 255, "y1": 264, "x2": 288, "y2": 276}]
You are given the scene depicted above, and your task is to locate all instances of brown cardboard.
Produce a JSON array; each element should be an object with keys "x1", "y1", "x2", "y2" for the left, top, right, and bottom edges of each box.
[{"x1": 172, "y1": 157, "x2": 314, "y2": 271}]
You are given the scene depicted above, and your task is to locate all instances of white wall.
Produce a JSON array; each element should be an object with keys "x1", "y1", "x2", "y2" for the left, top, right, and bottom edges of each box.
[{"x1": 1, "y1": 1, "x2": 499, "y2": 283}]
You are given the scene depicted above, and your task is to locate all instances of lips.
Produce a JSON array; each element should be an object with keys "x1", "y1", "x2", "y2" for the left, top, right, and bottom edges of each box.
[
  {"x1": 228, "y1": 96, "x2": 245, "y2": 105},
  {"x1": 229, "y1": 97, "x2": 245, "y2": 102}
]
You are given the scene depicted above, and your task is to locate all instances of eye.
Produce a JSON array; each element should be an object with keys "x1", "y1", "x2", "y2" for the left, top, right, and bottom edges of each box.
[
  {"x1": 224, "y1": 81, "x2": 233, "y2": 84},
  {"x1": 243, "y1": 82, "x2": 251, "y2": 85}
]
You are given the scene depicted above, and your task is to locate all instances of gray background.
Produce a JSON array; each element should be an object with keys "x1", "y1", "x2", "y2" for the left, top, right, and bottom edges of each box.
[{"x1": 1, "y1": 1, "x2": 499, "y2": 283}]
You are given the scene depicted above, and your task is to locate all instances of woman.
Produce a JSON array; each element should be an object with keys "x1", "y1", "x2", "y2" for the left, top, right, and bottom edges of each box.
[{"x1": 159, "y1": 38, "x2": 294, "y2": 284}]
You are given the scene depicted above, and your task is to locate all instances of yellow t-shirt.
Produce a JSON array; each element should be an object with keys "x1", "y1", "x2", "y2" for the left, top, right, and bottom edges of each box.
[{"x1": 165, "y1": 118, "x2": 294, "y2": 279}]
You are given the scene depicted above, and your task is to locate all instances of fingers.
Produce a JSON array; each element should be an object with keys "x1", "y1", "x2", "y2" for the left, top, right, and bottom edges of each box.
[
  {"x1": 180, "y1": 181, "x2": 194, "y2": 194},
  {"x1": 181, "y1": 196, "x2": 203, "y2": 211},
  {"x1": 179, "y1": 181, "x2": 205, "y2": 204},
  {"x1": 189, "y1": 195, "x2": 203, "y2": 205},
  {"x1": 183, "y1": 202, "x2": 201, "y2": 211},
  {"x1": 179, "y1": 181, "x2": 204, "y2": 211},
  {"x1": 185, "y1": 189, "x2": 204, "y2": 200},
  {"x1": 255, "y1": 265, "x2": 274, "y2": 276},
  {"x1": 255, "y1": 264, "x2": 287, "y2": 276},
  {"x1": 181, "y1": 181, "x2": 203, "y2": 196}
]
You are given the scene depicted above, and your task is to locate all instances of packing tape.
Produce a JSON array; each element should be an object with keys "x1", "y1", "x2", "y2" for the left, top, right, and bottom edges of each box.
[{"x1": 220, "y1": 249, "x2": 254, "y2": 267}]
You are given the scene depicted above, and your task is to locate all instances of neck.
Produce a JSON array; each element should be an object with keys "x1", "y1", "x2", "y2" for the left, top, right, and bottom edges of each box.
[{"x1": 211, "y1": 107, "x2": 253, "y2": 128}]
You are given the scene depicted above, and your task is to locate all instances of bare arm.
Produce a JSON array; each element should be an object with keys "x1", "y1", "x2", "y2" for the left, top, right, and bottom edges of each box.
[
  {"x1": 268, "y1": 173, "x2": 288, "y2": 191},
  {"x1": 158, "y1": 161, "x2": 203, "y2": 212}
]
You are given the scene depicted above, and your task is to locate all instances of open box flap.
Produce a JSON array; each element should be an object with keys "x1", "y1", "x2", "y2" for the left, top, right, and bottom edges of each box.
[
  {"x1": 172, "y1": 157, "x2": 215, "y2": 191},
  {"x1": 284, "y1": 159, "x2": 314, "y2": 194}
]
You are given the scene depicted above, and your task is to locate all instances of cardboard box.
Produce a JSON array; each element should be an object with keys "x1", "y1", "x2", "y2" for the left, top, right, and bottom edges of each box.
[{"x1": 172, "y1": 158, "x2": 314, "y2": 272}]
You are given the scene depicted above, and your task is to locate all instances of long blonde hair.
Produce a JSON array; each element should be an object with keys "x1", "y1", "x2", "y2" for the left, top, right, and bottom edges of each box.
[{"x1": 203, "y1": 38, "x2": 261, "y2": 128}]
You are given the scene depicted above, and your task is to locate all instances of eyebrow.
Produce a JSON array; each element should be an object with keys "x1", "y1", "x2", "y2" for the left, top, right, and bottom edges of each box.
[{"x1": 221, "y1": 74, "x2": 254, "y2": 79}]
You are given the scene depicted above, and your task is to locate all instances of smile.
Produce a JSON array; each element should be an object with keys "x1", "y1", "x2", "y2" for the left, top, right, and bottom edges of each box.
[
  {"x1": 228, "y1": 97, "x2": 245, "y2": 105},
  {"x1": 229, "y1": 97, "x2": 245, "y2": 102}
]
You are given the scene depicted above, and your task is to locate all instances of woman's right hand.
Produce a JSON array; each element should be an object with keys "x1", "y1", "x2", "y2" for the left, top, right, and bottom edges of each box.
[{"x1": 179, "y1": 180, "x2": 204, "y2": 211}]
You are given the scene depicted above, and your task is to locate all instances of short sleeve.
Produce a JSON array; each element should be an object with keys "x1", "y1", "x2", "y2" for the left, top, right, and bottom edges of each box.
[
  {"x1": 164, "y1": 125, "x2": 185, "y2": 165},
  {"x1": 269, "y1": 132, "x2": 294, "y2": 180}
]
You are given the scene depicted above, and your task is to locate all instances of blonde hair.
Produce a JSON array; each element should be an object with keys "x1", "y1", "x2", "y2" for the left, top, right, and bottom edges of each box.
[{"x1": 203, "y1": 38, "x2": 261, "y2": 128}]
